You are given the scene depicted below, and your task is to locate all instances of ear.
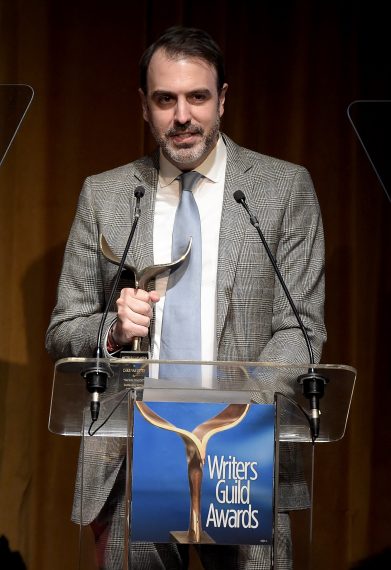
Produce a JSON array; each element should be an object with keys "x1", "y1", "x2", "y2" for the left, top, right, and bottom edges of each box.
[
  {"x1": 138, "y1": 88, "x2": 149, "y2": 123},
  {"x1": 218, "y1": 83, "x2": 228, "y2": 118}
]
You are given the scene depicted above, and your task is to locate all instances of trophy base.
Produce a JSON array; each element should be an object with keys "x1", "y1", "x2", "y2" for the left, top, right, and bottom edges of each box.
[
  {"x1": 170, "y1": 531, "x2": 215, "y2": 544},
  {"x1": 119, "y1": 350, "x2": 149, "y2": 388}
]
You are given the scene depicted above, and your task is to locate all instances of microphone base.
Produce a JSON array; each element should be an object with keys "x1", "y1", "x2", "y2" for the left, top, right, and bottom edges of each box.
[
  {"x1": 82, "y1": 363, "x2": 113, "y2": 423},
  {"x1": 297, "y1": 370, "x2": 329, "y2": 441},
  {"x1": 298, "y1": 371, "x2": 329, "y2": 397},
  {"x1": 82, "y1": 363, "x2": 112, "y2": 394}
]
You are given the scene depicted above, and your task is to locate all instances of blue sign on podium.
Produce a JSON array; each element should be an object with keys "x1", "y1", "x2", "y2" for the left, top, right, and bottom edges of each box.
[{"x1": 131, "y1": 402, "x2": 275, "y2": 545}]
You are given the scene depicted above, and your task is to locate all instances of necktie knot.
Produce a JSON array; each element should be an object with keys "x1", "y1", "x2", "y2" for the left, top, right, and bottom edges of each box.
[{"x1": 179, "y1": 171, "x2": 203, "y2": 193}]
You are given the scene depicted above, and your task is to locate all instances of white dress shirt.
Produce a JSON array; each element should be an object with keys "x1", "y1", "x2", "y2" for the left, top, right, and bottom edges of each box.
[{"x1": 152, "y1": 136, "x2": 227, "y2": 375}]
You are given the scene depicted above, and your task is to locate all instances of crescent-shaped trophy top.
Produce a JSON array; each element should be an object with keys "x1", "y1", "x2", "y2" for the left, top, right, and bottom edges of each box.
[{"x1": 99, "y1": 234, "x2": 192, "y2": 289}]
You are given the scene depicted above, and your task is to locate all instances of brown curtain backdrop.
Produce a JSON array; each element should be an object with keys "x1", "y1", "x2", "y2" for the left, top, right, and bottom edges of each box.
[{"x1": 0, "y1": 1, "x2": 390, "y2": 568}]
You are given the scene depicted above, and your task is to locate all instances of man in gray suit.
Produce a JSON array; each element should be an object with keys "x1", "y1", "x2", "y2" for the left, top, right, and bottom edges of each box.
[{"x1": 46, "y1": 26, "x2": 326, "y2": 570}]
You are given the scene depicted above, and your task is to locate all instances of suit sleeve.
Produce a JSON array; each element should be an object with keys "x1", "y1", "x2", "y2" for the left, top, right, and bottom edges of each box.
[
  {"x1": 45, "y1": 177, "x2": 115, "y2": 360},
  {"x1": 258, "y1": 167, "x2": 326, "y2": 365}
]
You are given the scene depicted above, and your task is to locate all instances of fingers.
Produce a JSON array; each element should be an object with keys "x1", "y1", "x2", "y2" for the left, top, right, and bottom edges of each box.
[
  {"x1": 112, "y1": 288, "x2": 160, "y2": 345},
  {"x1": 148, "y1": 290, "x2": 160, "y2": 304}
]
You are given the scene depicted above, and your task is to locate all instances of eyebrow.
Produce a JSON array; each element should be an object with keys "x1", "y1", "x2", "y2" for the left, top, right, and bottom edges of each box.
[{"x1": 151, "y1": 88, "x2": 212, "y2": 98}]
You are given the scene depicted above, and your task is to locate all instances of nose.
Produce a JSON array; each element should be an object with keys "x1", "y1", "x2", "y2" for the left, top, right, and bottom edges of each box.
[{"x1": 174, "y1": 96, "x2": 191, "y2": 125}]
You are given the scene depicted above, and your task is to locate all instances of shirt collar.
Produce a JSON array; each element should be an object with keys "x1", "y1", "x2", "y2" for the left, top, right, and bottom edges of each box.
[{"x1": 158, "y1": 135, "x2": 226, "y2": 188}]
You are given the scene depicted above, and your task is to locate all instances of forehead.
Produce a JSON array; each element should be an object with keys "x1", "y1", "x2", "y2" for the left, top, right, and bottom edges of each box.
[{"x1": 146, "y1": 48, "x2": 218, "y2": 94}]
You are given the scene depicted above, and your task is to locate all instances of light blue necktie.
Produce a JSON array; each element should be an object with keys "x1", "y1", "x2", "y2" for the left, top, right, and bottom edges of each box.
[{"x1": 159, "y1": 171, "x2": 203, "y2": 380}]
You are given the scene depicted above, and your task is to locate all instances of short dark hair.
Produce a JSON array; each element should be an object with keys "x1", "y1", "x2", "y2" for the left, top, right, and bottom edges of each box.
[{"x1": 139, "y1": 26, "x2": 225, "y2": 94}]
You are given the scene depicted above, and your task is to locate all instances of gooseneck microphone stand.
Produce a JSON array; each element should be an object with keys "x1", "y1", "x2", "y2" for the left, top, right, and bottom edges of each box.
[
  {"x1": 234, "y1": 190, "x2": 328, "y2": 441},
  {"x1": 83, "y1": 186, "x2": 145, "y2": 423}
]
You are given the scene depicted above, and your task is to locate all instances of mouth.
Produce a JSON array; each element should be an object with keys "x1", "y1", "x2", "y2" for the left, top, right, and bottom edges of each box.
[
  {"x1": 167, "y1": 126, "x2": 203, "y2": 146},
  {"x1": 170, "y1": 132, "x2": 201, "y2": 145}
]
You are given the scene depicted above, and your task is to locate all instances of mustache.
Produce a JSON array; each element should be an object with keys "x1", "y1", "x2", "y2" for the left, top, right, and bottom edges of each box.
[{"x1": 166, "y1": 124, "x2": 204, "y2": 137}]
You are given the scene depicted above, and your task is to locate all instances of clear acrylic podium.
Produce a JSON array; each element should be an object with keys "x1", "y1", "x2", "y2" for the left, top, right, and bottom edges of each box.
[{"x1": 49, "y1": 358, "x2": 356, "y2": 570}]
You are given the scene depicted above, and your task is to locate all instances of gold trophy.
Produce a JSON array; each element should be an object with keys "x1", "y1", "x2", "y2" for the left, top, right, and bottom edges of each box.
[
  {"x1": 99, "y1": 234, "x2": 191, "y2": 382},
  {"x1": 100, "y1": 232, "x2": 191, "y2": 353}
]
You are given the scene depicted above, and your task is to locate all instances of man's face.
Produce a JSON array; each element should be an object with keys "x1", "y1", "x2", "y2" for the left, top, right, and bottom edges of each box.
[{"x1": 139, "y1": 48, "x2": 228, "y2": 170}]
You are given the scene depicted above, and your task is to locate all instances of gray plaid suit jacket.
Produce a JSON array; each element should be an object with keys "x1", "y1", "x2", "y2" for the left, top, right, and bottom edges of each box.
[{"x1": 46, "y1": 134, "x2": 326, "y2": 525}]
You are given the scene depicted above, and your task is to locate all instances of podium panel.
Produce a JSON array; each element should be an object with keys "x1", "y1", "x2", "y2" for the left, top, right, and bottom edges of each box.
[{"x1": 49, "y1": 359, "x2": 356, "y2": 569}]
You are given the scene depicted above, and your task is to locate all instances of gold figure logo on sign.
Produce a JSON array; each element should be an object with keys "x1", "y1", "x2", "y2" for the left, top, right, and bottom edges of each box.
[{"x1": 136, "y1": 401, "x2": 250, "y2": 543}]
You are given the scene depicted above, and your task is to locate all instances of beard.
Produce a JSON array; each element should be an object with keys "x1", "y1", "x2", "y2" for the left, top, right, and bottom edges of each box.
[{"x1": 148, "y1": 115, "x2": 221, "y2": 169}]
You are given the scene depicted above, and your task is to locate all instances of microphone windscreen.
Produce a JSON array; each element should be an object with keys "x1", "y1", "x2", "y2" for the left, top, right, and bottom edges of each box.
[
  {"x1": 134, "y1": 186, "x2": 145, "y2": 198},
  {"x1": 233, "y1": 190, "x2": 245, "y2": 203}
]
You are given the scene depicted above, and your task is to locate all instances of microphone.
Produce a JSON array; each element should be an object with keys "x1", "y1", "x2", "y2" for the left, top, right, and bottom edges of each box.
[
  {"x1": 233, "y1": 190, "x2": 327, "y2": 441},
  {"x1": 83, "y1": 186, "x2": 145, "y2": 423}
]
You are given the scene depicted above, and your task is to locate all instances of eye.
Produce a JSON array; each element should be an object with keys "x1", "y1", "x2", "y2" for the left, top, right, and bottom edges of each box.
[
  {"x1": 158, "y1": 94, "x2": 174, "y2": 105},
  {"x1": 189, "y1": 92, "x2": 210, "y2": 104},
  {"x1": 152, "y1": 92, "x2": 176, "y2": 107}
]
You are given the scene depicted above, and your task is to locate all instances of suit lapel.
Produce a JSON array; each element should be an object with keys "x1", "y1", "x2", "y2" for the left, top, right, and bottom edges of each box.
[
  {"x1": 128, "y1": 152, "x2": 159, "y2": 279},
  {"x1": 101, "y1": 151, "x2": 159, "y2": 284},
  {"x1": 216, "y1": 135, "x2": 254, "y2": 347}
]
